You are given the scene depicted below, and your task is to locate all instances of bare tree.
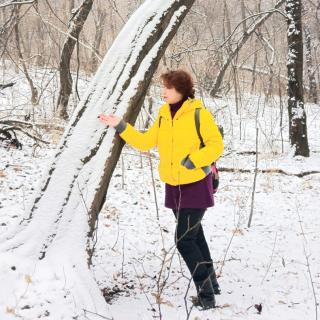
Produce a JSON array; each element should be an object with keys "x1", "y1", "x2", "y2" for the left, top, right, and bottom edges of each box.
[
  {"x1": 0, "y1": 0, "x2": 36, "y2": 9},
  {"x1": 90, "y1": 6, "x2": 106, "y2": 73},
  {"x1": 2, "y1": 0, "x2": 319, "y2": 106},
  {"x1": 286, "y1": 0, "x2": 310, "y2": 157},
  {"x1": 56, "y1": 0, "x2": 94, "y2": 120},
  {"x1": 209, "y1": 0, "x2": 286, "y2": 97},
  {"x1": 12, "y1": 4, "x2": 39, "y2": 107}
]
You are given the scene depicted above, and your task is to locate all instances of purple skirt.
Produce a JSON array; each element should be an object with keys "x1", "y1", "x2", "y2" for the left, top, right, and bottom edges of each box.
[{"x1": 165, "y1": 172, "x2": 214, "y2": 210}]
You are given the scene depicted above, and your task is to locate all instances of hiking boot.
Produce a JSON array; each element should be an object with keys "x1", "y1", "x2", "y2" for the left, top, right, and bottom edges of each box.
[
  {"x1": 207, "y1": 265, "x2": 221, "y2": 295},
  {"x1": 194, "y1": 278, "x2": 216, "y2": 310}
]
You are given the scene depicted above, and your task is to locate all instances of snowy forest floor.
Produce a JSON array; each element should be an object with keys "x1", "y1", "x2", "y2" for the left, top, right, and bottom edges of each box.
[{"x1": 1, "y1": 82, "x2": 320, "y2": 319}]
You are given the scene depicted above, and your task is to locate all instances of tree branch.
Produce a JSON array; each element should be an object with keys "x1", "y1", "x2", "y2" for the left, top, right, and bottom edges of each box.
[{"x1": 0, "y1": 0, "x2": 35, "y2": 9}]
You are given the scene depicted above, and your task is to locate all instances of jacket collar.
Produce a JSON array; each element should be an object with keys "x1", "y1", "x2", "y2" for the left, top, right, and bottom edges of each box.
[{"x1": 161, "y1": 98, "x2": 204, "y2": 120}]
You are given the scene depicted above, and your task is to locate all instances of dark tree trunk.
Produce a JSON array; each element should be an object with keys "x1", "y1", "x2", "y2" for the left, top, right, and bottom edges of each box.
[
  {"x1": 56, "y1": 0, "x2": 94, "y2": 120},
  {"x1": 286, "y1": 0, "x2": 310, "y2": 157}
]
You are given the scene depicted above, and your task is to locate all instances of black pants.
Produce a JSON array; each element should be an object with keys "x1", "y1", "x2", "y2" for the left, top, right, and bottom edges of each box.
[{"x1": 173, "y1": 208, "x2": 213, "y2": 282}]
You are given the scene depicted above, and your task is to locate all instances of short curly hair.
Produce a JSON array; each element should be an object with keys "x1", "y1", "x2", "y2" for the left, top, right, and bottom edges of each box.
[{"x1": 160, "y1": 69, "x2": 195, "y2": 99}]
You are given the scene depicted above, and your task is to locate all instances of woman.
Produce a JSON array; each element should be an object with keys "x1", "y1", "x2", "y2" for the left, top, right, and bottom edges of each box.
[{"x1": 98, "y1": 70, "x2": 224, "y2": 309}]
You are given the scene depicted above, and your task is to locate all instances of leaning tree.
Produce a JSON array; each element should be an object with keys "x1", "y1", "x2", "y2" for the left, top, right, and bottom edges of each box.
[{"x1": 0, "y1": 1, "x2": 195, "y2": 319}]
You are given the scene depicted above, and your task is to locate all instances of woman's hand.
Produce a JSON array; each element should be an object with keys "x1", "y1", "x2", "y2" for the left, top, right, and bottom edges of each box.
[{"x1": 98, "y1": 113, "x2": 121, "y2": 127}]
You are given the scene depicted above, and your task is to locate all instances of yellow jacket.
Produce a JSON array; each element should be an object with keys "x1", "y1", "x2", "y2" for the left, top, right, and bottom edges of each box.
[{"x1": 118, "y1": 98, "x2": 224, "y2": 186}]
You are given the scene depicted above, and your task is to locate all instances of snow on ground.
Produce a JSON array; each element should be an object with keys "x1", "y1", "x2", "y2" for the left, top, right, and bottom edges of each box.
[
  {"x1": 1, "y1": 73, "x2": 320, "y2": 319},
  {"x1": 91, "y1": 137, "x2": 320, "y2": 319}
]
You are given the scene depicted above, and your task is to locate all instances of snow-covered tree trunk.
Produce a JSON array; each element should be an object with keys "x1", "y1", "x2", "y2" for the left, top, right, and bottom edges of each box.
[
  {"x1": 286, "y1": 0, "x2": 310, "y2": 157},
  {"x1": 0, "y1": 1, "x2": 195, "y2": 319}
]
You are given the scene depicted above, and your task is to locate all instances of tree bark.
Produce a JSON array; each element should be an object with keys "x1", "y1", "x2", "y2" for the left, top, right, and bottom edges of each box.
[
  {"x1": 304, "y1": 25, "x2": 318, "y2": 104},
  {"x1": 286, "y1": 0, "x2": 310, "y2": 157},
  {"x1": 56, "y1": 0, "x2": 94, "y2": 120}
]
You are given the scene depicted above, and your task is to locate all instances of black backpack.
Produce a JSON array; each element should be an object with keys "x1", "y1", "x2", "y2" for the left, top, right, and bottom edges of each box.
[{"x1": 195, "y1": 108, "x2": 222, "y2": 194}]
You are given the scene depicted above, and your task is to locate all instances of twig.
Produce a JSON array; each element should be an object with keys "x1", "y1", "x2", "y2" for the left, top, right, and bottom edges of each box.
[
  {"x1": 2, "y1": 126, "x2": 49, "y2": 144},
  {"x1": 218, "y1": 8, "x2": 287, "y2": 50},
  {"x1": 107, "y1": 0, "x2": 126, "y2": 24},
  {"x1": 261, "y1": 231, "x2": 278, "y2": 284},
  {"x1": 140, "y1": 108, "x2": 159, "y2": 220},
  {"x1": 34, "y1": 12, "x2": 102, "y2": 62},
  {"x1": 295, "y1": 202, "x2": 319, "y2": 320},
  {"x1": 148, "y1": 151, "x2": 159, "y2": 220},
  {"x1": 83, "y1": 308, "x2": 113, "y2": 320},
  {"x1": 219, "y1": 194, "x2": 248, "y2": 276},
  {"x1": 182, "y1": 276, "x2": 195, "y2": 319},
  {"x1": 121, "y1": 235, "x2": 125, "y2": 278},
  {"x1": 0, "y1": 0, "x2": 35, "y2": 8},
  {"x1": 122, "y1": 151, "x2": 158, "y2": 159},
  {"x1": 111, "y1": 213, "x2": 120, "y2": 251},
  {"x1": 0, "y1": 119, "x2": 65, "y2": 131},
  {"x1": 121, "y1": 155, "x2": 125, "y2": 189},
  {"x1": 43, "y1": 0, "x2": 67, "y2": 26},
  {"x1": 248, "y1": 127, "x2": 259, "y2": 228},
  {"x1": 131, "y1": 263, "x2": 155, "y2": 314},
  {"x1": 218, "y1": 167, "x2": 320, "y2": 178},
  {"x1": 219, "y1": 224, "x2": 239, "y2": 276}
]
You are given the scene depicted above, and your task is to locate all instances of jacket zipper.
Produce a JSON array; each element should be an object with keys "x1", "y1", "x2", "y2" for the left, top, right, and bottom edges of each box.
[{"x1": 171, "y1": 118, "x2": 174, "y2": 181}]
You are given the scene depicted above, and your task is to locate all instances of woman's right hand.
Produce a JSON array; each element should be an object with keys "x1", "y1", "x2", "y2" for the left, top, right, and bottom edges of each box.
[{"x1": 98, "y1": 113, "x2": 121, "y2": 127}]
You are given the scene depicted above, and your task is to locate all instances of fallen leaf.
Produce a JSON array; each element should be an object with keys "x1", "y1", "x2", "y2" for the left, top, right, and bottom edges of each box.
[
  {"x1": 254, "y1": 303, "x2": 262, "y2": 314},
  {"x1": 151, "y1": 293, "x2": 174, "y2": 307},
  {"x1": 25, "y1": 274, "x2": 32, "y2": 284},
  {"x1": 233, "y1": 228, "x2": 244, "y2": 235},
  {"x1": 6, "y1": 307, "x2": 16, "y2": 315}
]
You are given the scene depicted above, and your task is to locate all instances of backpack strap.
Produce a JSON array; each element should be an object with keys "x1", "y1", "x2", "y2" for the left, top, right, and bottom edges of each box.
[
  {"x1": 195, "y1": 108, "x2": 205, "y2": 148},
  {"x1": 194, "y1": 108, "x2": 212, "y2": 175}
]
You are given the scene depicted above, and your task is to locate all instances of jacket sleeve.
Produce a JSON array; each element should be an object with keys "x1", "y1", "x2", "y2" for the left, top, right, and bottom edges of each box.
[
  {"x1": 117, "y1": 112, "x2": 161, "y2": 152},
  {"x1": 188, "y1": 109, "x2": 224, "y2": 168}
]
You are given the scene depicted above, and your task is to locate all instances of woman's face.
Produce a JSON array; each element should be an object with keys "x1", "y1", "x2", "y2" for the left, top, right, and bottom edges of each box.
[{"x1": 162, "y1": 84, "x2": 183, "y2": 104}]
